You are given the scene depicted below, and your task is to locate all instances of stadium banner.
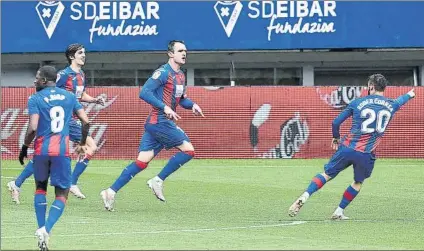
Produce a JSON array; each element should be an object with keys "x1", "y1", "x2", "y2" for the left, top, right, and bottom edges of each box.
[
  {"x1": 2, "y1": 1, "x2": 424, "y2": 53},
  {"x1": 1, "y1": 87, "x2": 423, "y2": 160}
]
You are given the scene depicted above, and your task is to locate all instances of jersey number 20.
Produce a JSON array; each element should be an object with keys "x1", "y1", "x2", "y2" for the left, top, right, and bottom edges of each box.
[
  {"x1": 50, "y1": 106, "x2": 65, "y2": 133},
  {"x1": 361, "y1": 108, "x2": 391, "y2": 134}
]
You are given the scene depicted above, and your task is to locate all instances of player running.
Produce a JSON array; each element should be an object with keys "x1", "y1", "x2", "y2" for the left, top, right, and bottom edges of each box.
[
  {"x1": 100, "y1": 40, "x2": 204, "y2": 211},
  {"x1": 8, "y1": 43, "x2": 104, "y2": 202},
  {"x1": 288, "y1": 74, "x2": 416, "y2": 220}
]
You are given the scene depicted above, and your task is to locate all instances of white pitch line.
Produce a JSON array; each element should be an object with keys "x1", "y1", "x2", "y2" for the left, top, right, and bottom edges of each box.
[{"x1": 1, "y1": 221, "x2": 306, "y2": 239}]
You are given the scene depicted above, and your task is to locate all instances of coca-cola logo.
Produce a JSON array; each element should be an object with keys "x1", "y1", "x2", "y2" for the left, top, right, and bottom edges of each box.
[
  {"x1": 1, "y1": 93, "x2": 118, "y2": 155},
  {"x1": 250, "y1": 104, "x2": 309, "y2": 159},
  {"x1": 317, "y1": 86, "x2": 364, "y2": 109}
]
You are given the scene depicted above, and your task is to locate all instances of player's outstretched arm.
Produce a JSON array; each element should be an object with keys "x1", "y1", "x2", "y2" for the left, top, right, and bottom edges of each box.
[{"x1": 394, "y1": 88, "x2": 416, "y2": 109}]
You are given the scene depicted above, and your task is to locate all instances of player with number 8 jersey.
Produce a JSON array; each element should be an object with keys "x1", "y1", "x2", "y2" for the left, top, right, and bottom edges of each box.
[
  {"x1": 288, "y1": 74, "x2": 416, "y2": 220},
  {"x1": 18, "y1": 66, "x2": 90, "y2": 251}
]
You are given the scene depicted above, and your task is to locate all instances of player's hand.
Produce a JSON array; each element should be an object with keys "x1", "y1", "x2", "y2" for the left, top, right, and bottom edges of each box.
[
  {"x1": 164, "y1": 106, "x2": 181, "y2": 121},
  {"x1": 94, "y1": 96, "x2": 105, "y2": 106},
  {"x1": 331, "y1": 138, "x2": 340, "y2": 151},
  {"x1": 407, "y1": 88, "x2": 415, "y2": 98},
  {"x1": 18, "y1": 145, "x2": 29, "y2": 165},
  {"x1": 75, "y1": 145, "x2": 88, "y2": 162},
  {"x1": 192, "y1": 103, "x2": 205, "y2": 117}
]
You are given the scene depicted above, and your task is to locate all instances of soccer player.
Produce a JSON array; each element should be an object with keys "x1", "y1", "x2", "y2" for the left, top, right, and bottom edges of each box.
[
  {"x1": 100, "y1": 40, "x2": 204, "y2": 211},
  {"x1": 18, "y1": 65, "x2": 90, "y2": 250},
  {"x1": 288, "y1": 74, "x2": 416, "y2": 220},
  {"x1": 7, "y1": 43, "x2": 103, "y2": 202}
]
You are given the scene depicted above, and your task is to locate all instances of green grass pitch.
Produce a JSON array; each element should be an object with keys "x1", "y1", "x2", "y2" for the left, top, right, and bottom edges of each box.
[{"x1": 1, "y1": 159, "x2": 423, "y2": 250}]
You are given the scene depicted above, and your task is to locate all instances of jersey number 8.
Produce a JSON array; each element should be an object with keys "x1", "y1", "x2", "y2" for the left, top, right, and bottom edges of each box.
[
  {"x1": 361, "y1": 108, "x2": 391, "y2": 134},
  {"x1": 50, "y1": 106, "x2": 65, "y2": 133}
]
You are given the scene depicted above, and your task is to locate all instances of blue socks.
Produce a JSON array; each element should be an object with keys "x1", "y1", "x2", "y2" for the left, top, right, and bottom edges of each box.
[
  {"x1": 158, "y1": 151, "x2": 194, "y2": 181},
  {"x1": 15, "y1": 160, "x2": 34, "y2": 187},
  {"x1": 306, "y1": 174, "x2": 328, "y2": 195},
  {"x1": 71, "y1": 154, "x2": 92, "y2": 185},
  {"x1": 339, "y1": 185, "x2": 359, "y2": 209},
  {"x1": 45, "y1": 197, "x2": 67, "y2": 233},
  {"x1": 110, "y1": 160, "x2": 148, "y2": 192},
  {"x1": 34, "y1": 189, "x2": 47, "y2": 228}
]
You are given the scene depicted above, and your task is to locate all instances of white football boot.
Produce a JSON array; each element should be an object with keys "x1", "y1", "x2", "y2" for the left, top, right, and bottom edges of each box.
[
  {"x1": 147, "y1": 176, "x2": 166, "y2": 202},
  {"x1": 70, "y1": 185, "x2": 86, "y2": 199},
  {"x1": 100, "y1": 188, "x2": 116, "y2": 211},
  {"x1": 7, "y1": 180, "x2": 21, "y2": 204},
  {"x1": 288, "y1": 192, "x2": 310, "y2": 217},
  {"x1": 35, "y1": 226, "x2": 49, "y2": 251}
]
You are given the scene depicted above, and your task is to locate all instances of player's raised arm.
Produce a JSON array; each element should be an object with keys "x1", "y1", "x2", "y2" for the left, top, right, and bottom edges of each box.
[
  {"x1": 139, "y1": 70, "x2": 167, "y2": 110},
  {"x1": 393, "y1": 88, "x2": 416, "y2": 111}
]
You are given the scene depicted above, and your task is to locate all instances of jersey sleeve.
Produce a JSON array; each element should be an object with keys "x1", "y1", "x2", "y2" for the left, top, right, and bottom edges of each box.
[
  {"x1": 392, "y1": 93, "x2": 413, "y2": 112},
  {"x1": 139, "y1": 68, "x2": 168, "y2": 110},
  {"x1": 73, "y1": 99, "x2": 83, "y2": 113},
  {"x1": 56, "y1": 70, "x2": 68, "y2": 88},
  {"x1": 332, "y1": 102, "x2": 354, "y2": 139},
  {"x1": 27, "y1": 96, "x2": 39, "y2": 115}
]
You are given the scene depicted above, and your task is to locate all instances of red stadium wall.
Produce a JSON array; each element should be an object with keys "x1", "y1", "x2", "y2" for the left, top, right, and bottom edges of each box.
[{"x1": 1, "y1": 87, "x2": 423, "y2": 160}]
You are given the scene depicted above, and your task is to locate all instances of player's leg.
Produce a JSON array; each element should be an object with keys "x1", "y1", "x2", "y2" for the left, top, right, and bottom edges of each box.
[
  {"x1": 32, "y1": 156, "x2": 50, "y2": 251},
  {"x1": 44, "y1": 156, "x2": 71, "y2": 241},
  {"x1": 69, "y1": 119, "x2": 97, "y2": 199},
  {"x1": 7, "y1": 159, "x2": 34, "y2": 204},
  {"x1": 289, "y1": 145, "x2": 352, "y2": 217},
  {"x1": 332, "y1": 152, "x2": 376, "y2": 220},
  {"x1": 100, "y1": 131, "x2": 163, "y2": 211},
  {"x1": 147, "y1": 123, "x2": 195, "y2": 202}
]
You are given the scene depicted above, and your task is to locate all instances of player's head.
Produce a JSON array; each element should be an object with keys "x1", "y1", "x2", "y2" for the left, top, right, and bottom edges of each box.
[
  {"x1": 34, "y1": 65, "x2": 57, "y2": 91},
  {"x1": 65, "y1": 43, "x2": 86, "y2": 66},
  {"x1": 367, "y1": 74, "x2": 388, "y2": 95},
  {"x1": 167, "y1": 40, "x2": 187, "y2": 66}
]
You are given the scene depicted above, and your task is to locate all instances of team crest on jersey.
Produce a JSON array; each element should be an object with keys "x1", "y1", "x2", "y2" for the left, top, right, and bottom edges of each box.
[
  {"x1": 35, "y1": 1, "x2": 65, "y2": 39},
  {"x1": 152, "y1": 70, "x2": 162, "y2": 80},
  {"x1": 316, "y1": 86, "x2": 365, "y2": 109}
]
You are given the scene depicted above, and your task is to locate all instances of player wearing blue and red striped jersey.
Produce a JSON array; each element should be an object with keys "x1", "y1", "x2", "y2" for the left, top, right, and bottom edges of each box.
[
  {"x1": 8, "y1": 44, "x2": 104, "y2": 202},
  {"x1": 18, "y1": 66, "x2": 90, "y2": 251},
  {"x1": 288, "y1": 74, "x2": 416, "y2": 220},
  {"x1": 100, "y1": 40, "x2": 204, "y2": 211}
]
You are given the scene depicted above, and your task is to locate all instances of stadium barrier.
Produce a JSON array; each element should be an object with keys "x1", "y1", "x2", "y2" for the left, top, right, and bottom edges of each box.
[{"x1": 1, "y1": 86, "x2": 423, "y2": 160}]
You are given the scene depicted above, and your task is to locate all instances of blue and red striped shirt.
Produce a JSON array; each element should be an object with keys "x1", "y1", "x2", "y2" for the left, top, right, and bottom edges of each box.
[
  {"x1": 28, "y1": 87, "x2": 83, "y2": 156},
  {"x1": 333, "y1": 93, "x2": 413, "y2": 153},
  {"x1": 56, "y1": 66, "x2": 86, "y2": 99},
  {"x1": 139, "y1": 63, "x2": 194, "y2": 124}
]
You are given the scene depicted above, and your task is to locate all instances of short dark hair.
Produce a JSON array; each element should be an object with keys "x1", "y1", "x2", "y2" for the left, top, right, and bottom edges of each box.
[
  {"x1": 65, "y1": 43, "x2": 84, "y2": 64},
  {"x1": 38, "y1": 65, "x2": 57, "y2": 82},
  {"x1": 368, "y1": 74, "x2": 389, "y2": 92},
  {"x1": 167, "y1": 40, "x2": 185, "y2": 53}
]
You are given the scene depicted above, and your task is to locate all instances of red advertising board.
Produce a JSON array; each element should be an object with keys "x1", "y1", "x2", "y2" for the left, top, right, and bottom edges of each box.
[{"x1": 1, "y1": 87, "x2": 423, "y2": 160}]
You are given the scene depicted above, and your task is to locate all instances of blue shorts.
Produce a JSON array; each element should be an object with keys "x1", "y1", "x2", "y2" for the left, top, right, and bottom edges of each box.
[
  {"x1": 33, "y1": 155, "x2": 72, "y2": 189},
  {"x1": 69, "y1": 119, "x2": 82, "y2": 143},
  {"x1": 139, "y1": 121, "x2": 190, "y2": 153},
  {"x1": 324, "y1": 145, "x2": 376, "y2": 183}
]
